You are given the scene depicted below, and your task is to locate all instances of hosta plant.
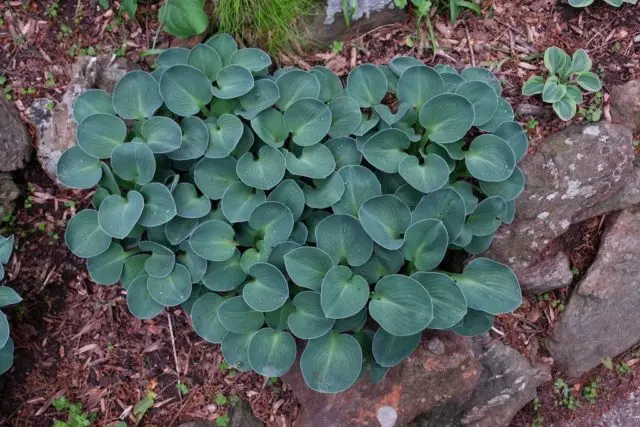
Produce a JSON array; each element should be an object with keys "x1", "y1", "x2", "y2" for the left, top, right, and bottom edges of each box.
[
  {"x1": 0, "y1": 234, "x2": 20, "y2": 375},
  {"x1": 522, "y1": 47, "x2": 601, "y2": 121},
  {"x1": 569, "y1": 0, "x2": 637, "y2": 7},
  {"x1": 58, "y1": 34, "x2": 526, "y2": 393}
]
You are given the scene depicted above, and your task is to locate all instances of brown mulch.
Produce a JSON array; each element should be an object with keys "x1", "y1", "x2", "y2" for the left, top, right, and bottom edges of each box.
[{"x1": 0, "y1": 0, "x2": 639, "y2": 426}]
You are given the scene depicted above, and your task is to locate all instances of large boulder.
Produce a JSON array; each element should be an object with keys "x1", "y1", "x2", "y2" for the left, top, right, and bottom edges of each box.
[
  {"x1": 27, "y1": 56, "x2": 136, "y2": 182},
  {"x1": 546, "y1": 209, "x2": 640, "y2": 378},
  {"x1": 0, "y1": 97, "x2": 31, "y2": 172},
  {"x1": 610, "y1": 79, "x2": 640, "y2": 133},
  {"x1": 486, "y1": 122, "x2": 635, "y2": 294},
  {"x1": 283, "y1": 333, "x2": 549, "y2": 426}
]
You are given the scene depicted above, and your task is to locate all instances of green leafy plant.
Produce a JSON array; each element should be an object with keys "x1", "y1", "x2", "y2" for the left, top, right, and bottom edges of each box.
[
  {"x1": 52, "y1": 396, "x2": 96, "y2": 427},
  {"x1": 554, "y1": 378, "x2": 578, "y2": 410},
  {"x1": 0, "y1": 235, "x2": 20, "y2": 375},
  {"x1": 582, "y1": 380, "x2": 597, "y2": 404},
  {"x1": 57, "y1": 34, "x2": 525, "y2": 393},
  {"x1": 330, "y1": 40, "x2": 345, "y2": 55},
  {"x1": 120, "y1": 0, "x2": 137, "y2": 19},
  {"x1": 159, "y1": 0, "x2": 209, "y2": 39},
  {"x1": 569, "y1": 0, "x2": 637, "y2": 7},
  {"x1": 578, "y1": 91, "x2": 603, "y2": 123},
  {"x1": 522, "y1": 47, "x2": 601, "y2": 121}
]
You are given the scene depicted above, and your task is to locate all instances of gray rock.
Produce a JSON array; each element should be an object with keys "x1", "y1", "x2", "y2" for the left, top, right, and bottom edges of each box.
[
  {"x1": 0, "y1": 97, "x2": 32, "y2": 172},
  {"x1": 610, "y1": 79, "x2": 640, "y2": 133},
  {"x1": 411, "y1": 336, "x2": 550, "y2": 427},
  {"x1": 27, "y1": 55, "x2": 136, "y2": 182},
  {"x1": 0, "y1": 173, "x2": 20, "y2": 224},
  {"x1": 560, "y1": 389, "x2": 640, "y2": 427},
  {"x1": 486, "y1": 123, "x2": 634, "y2": 294},
  {"x1": 325, "y1": 0, "x2": 396, "y2": 24},
  {"x1": 546, "y1": 209, "x2": 640, "y2": 377}
]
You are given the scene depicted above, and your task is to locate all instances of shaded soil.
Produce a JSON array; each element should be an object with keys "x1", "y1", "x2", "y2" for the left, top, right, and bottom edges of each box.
[{"x1": 0, "y1": 0, "x2": 639, "y2": 426}]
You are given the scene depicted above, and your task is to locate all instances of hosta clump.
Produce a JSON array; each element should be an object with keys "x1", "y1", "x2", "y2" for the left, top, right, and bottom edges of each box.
[
  {"x1": 0, "y1": 235, "x2": 21, "y2": 375},
  {"x1": 57, "y1": 33, "x2": 526, "y2": 393},
  {"x1": 522, "y1": 47, "x2": 601, "y2": 121}
]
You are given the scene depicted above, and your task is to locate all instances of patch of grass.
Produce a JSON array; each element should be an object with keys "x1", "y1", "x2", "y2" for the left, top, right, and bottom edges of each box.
[{"x1": 215, "y1": 0, "x2": 315, "y2": 55}]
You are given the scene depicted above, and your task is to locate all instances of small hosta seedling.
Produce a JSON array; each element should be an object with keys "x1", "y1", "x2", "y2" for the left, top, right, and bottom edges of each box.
[
  {"x1": 522, "y1": 46, "x2": 601, "y2": 121},
  {"x1": 58, "y1": 34, "x2": 526, "y2": 393},
  {"x1": 0, "y1": 234, "x2": 20, "y2": 375}
]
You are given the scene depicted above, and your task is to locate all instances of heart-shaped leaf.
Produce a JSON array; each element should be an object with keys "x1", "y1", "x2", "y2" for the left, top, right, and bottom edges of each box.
[
  {"x1": 371, "y1": 328, "x2": 421, "y2": 367},
  {"x1": 193, "y1": 157, "x2": 238, "y2": 200},
  {"x1": 455, "y1": 81, "x2": 499, "y2": 126},
  {"x1": 87, "y1": 242, "x2": 128, "y2": 285},
  {"x1": 301, "y1": 172, "x2": 345, "y2": 209},
  {"x1": 288, "y1": 291, "x2": 335, "y2": 339},
  {"x1": 65, "y1": 210, "x2": 112, "y2": 258},
  {"x1": 236, "y1": 78, "x2": 280, "y2": 120},
  {"x1": 419, "y1": 93, "x2": 475, "y2": 144},
  {"x1": 138, "y1": 241, "x2": 175, "y2": 279},
  {"x1": 221, "y1": 181, "x2": 266, "y2": 223},
  {"x1": 576, "y1": 71, "x2": 601, "y2": 92},
  {"x1": 173, "y1": 183, "x2": 211, "y2": 219},
  {"x1": 177, "y1": 243, "x2": 207, "y2": 283},
  {"x1": 230, "y1": 47, "x2": 271, "y2": 72},
  {"x1": 478, "y1": 98, "x2": 514, "y2": 133},
  {"x1": 160, "y1": 65, "x2": 213, "y2": 116},
  {"x1": 138, "y1": 182, "x2": 177, "y2": 227},
  {"x1": 251, "y1": 108, "x2": 288, "y2": 148},
  {"x1": 189, "y1": 219, "x2": 236, "y2": 261},
  {"x1": 467, "y1": 196, "x2": 508, "y2": 236},
  {"x1": 460, "y1": 67, "x2": 502, "y2": 95},
  {"x1": 204, "y1": 114, "x2": 244, "y2": 159},
  {"x1": 77, "y1": 113, "x2": 127, "y2": 159},
  {"x1": 249, "y1": 202, "x2": 294, "y2": 247},
  {"x1": 247, "y1": 328, "x2": 296, "y2": 377},
  {"x1": 236, "y1": 144, "x2": 286, "y2": 190},
  {"x1": 167, "y1": 116, "x2": 209, "y2": 160},
  {"x1": 402, "y1": 219, "x2": 448, "y2": 271},
  {"x1": 328, "y1": 96, "x2": 362, "y2": 137},
  {"x1": 359, "y1": 195, "x2": 411, "y2": 250},
  {"x1": 212, "y1": 65, "x2": 254, "y2": 99},
  {"x1": 544, "y1": 46, "x2": 568, "y2": 75},
  {"x1": 398, "y1": 154, "x2": 449, "y2": 194},
  {"x1": 284, "y1": 246, "x2": 335, "y2": 291},
  {"x1": 218, "y1": 296, "x2": 265, "y2": 334},
  {"x1": 389, "y1": 56, "x2": 424, "y2": 76},
  {"x1": 111, "y1": 142, "x2": 156, "y2": 185},
  {"x1": 320, "y1": 266, "x2": 369, "y2": 319},
  {"x1": 397, "y1": 65, "x2": 445, "y2": 109},
  {"x1": 187, "y1": 44, "x2": 222, "y2": 81},
  {"x1": 465, "y1": 134, "x2": 516, "y2": 182},
  {"x1": 221, "y1": 332, "x2": 256, "y2": 371},
  {"x1": 98, "y1": 191, "x2": 144, "y2": 239},
  {"x1": 451, "y1": 308, "x2": 494, "y2": 336},
  {"x1": 205, "y1": 33, "x2": 238, "y2": 66},
  {"x1": 412, "y1": 188, "x2": 466, "y2": 240},
  {"x1": 147, "y1": 263, "x2": 192, "y2": 306},
  {"x1": 191, "y1": 293, "x2": 229, "y2": 343},
  {"x1": 276, "y1": 70, "x2": 321, "y2": 111},
  {"x1": 284, "y1": 98, "x2": 331, "y2": 147},
  {"x1": 310, "y1": 66, "x2": 343, "y2": 101},
  {"x1": 200, "y1": 249, "x2": 245, "y2": 291},
  {"x1": 243, "y1": 262, "x2": 289, "y2": 312},
  {"x1": 157, "y1": 47, "x2": 189, "y2": 67},
  {"x1": 325, "y1": 137, "x2": 362, "y2": 169},
  {"x1": 316, "y1": 214, "x2": 373, "y2": 267},
  {"x1": 332, "y1": 165, "x2": 382, "y2": 216},
  {"x1": 121, "y1": 254, "x2": 149, "y2": 290},
  {"x1": 127, "y1": 275, "x2": 164, "y2": 319},
  {"x1": 479, "y1": 167, "x2": 525, "y2": 201},
  {"x1": 352, "y1": 244, "x2": 404, "y2": 284},
  {"x1": 493, "y1": 121, "x2": 528, "y2": 162},
  {"x1": 347, "y1": 64, "x2": 388, "y2": 107},
  {"x1": 113, "y1": 71, "x2": 163, "y2": 119},
  {"x1": 140, "y1": 116, "x2": 182, "y2": 153},
  {"x1": 159, "y1": 0, "x2": 209, "y2": 39},
  {"x1": 285, "y1": 144, "x2": 336, "y2": 179},
  {"x1": 361, "y1": 129, "x2": 410, "y2": 173},
  {"x1": 267, "y1": 180, "x2": 305, "y2": 221},
  {"x1": 411, "y1": 272, "x2": 467, "y2": 329},
  {"x1": 57, "y1": 146, "x2": 102, "y2": 189},
  {"x1": 73, "y1": 89, "x2": 115, "y2": 124}
]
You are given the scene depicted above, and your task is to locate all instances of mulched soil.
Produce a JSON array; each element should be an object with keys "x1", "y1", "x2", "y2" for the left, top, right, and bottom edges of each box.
[{"x1": 0, "y1": 0, "x2": 639, "y2": 426}]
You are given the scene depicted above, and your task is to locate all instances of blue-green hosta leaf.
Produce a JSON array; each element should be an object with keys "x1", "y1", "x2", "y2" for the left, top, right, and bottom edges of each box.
[
  {"x1": 236, "y1": 78, "x2": 280, "y2": 120},
  {"x1": 544, "y1": 46, "x2": 568, "y2": 75},
  {"x1": 240, "y1": 241, "x2": 272, "y2": 273},
  {"x1": 325, "y1": 137, "x2": 362, "y2": 169},
  {"x1": 455, "y1": 81, "x2": 499, "y2": 126},
  {"x1": 451, "y1": 258, "x2": 521, "y2": 314},
  {"x1": 189, "y1": 219, "x2": 236, "y2": 261},
  {"x1": 433, "y1": 64, "x2": 458, "y2": 74},
  {"x1": 369, "y1": 274, "x2": 433, "y2": 336},
  {"x1": 212, "y1": 65, "x2": 254, "y2": 99},
  {"x1": 419, "y1": 93, "x2": 475, "y2": 144},
  {"x1": 267, "y1": 241, "x2": 300, "y2": 274},
  {"x1": 186, "y1": 44, "x2": 222, "y2": 81},
  {"x1": 73, "y1": 89, "x2": 115, "y2": 123},
  {"x1": 140, "y1": 116, "x2": 182, "y2": 153},
  {"x1": 247, "y1": 328, "x2": 296, "y2": 377},
  {"x1": 372, "y1": 328, "x2": 421, "y2": 368},
  {"x1": 249, "y1": 202, "x2": 294, "y2": 247},
  {"x1": 463, "y1": 231, "x2": 495, "y2": 254},
  {"x1": 172, "y1": 183, "x2": 211, "y2": 219},
  {"x1": 302, "y1": 172, "x2": 345, "y2": 209},
  {"x1": 57, "y1": 146, "x2": 102, "y2": 189},
  {"x1": 251, "y1": 108, "x2": 288, "y2": 148},
  {"x1": 193, "y1": 157, "x2": 238, "y2": 200},
  {"x1": 147, "y1": 263, "x2": 192, "y2": 306},
  {"x1": 284, "y1": 246, "x2": 335, "y2": 291},
  {"x1": 412, "y1": 188, "x2": 466, "y2": 239},
  {"x1": 361, "y1": 129, "x2": 410, "y2": 173},
  {"x1": 98, "y1": 163, "x2": 120, "y2": 196},
  {"x1": 204, "y1": 114, "x2": 244, "y2": 159},
  {"x1": 243, "y1": 262, "x2": 289, "y2": 312},
  {"x1": 0, "y1": 313, "x2": 8, "y2": 349},
  {"x1": 542, "y1": 76, "x2": 566, "y2": 103},
  {"x1": 159, "y1": 0, "x2": 209, "y2": 39},
  {"x1": 378, "y1": 64, "x2": 398, "y2": 93},
  {"x1": 151, "y1": 66, "x2": 168, "y2": 82},
  {"x1": 177, "y1": 243, "x2": 207, "y2": 284},
  {"x1": 111, "y1": 142, "x2": 156, "y2": 185},
  {"x1": 451, "y1": 308, "x2": 494, "y2": 336},
  {"x1": 441, "y1": 72, "x2": 466, "y2": 93},
  {"x1": 160, "y1": 65, "x2": 214, "y2": 116},
  {"x1": 373, "y1": 103, "x2": 413, "y2": 127},
  {"x1": 397, "y1": 65, "x2": 445, "y2": 109},
  {"x1": 465, "y1": 134, "x2": 516, "y2": 182},
  {"x1": 221, "y1": 332, "x2": 256, "y2": 371},
  {"x1": 332, "y1": 165, "x2": 382, "y2": 216},
  {"x1": 553, "y1": 95, "x2": 577, "y2": 121},
  {"x1": 0, "y1": 337, "x2": 13, "y2": 375},
  {"x1": 310, "y1": 66, "x2": 344, "y2": 101},
  {"x1": 565, "y1": 85, "x2": 584, "y2": 105},
  {"x1": 230, "y1": 47, "x2": 271, "y2": 72},
  {"x1": 76, "y1": 114, "x2": 126, "y2": 159},
  {"x1": 316, "y1": 214, "x2": 373, "y2": 267},
  {"x1": 352, "y1": 244, "x2": 403, "y2": 284},
  {"x1": 201, "y1": 249, "x2": 246, "y2": 291},
  {"x1": 87, "y1": 242, "x2": 128, "y2": 285},
  {"x1": 522, "y1": 75, "x2": 545, "y2": 96},
  {"x1": 493, "y1": 121, "x2": 528, "y2": 162},
  {"x1": 478, "y1": 97, "x2": 514, "y2": 133},
  {"x1": 205, "y1": 33, "x2": 238, "y2": 66},
  {"x1": 480, "y1": 167, "x2": 525, "y2": 201},
  {"x1": 276, "y1": 70, "x2": 321, "y2": 110},
  {"x1": 569, "y1": 49, "x2": 592, "y2": 74},
  {"x1": 167, "y1": 117, "x2": 209, "y2": 161},
  {"x1": 304, "y1": 211, "x2": 330, "y2": 243},
  {"x1": 264, "y1": 299, "x2": 294, "y2": 330},
  {"x1": 267, "y1": 180, "x2": 305, "y2": 221},
  {"x1": 398, "y1": 154, "x2": 450, "y2": 194},
  {"x1": 210, "y1": 97, "x2": 239, "y2": 117},
  {"x1": 320, "y1": 265, "x2": 369, "y2": 319},
  {"x1": 138, "y1": 240, "x2": 175, "y2": 279},
  {"x1": 376, "y1": 170, "x2": 405, "y2": 194},
  {"x1": 147, "y1": 224, "x2": 172, "y2": 247},
  {"x1": 334, "y1": 307, "x2": 367, "y2": 332},
  {"x1": 328, "y1": 96, "x2": 362, "y2": 138},
  {"x1": 65, "y1": 210, "x2": 111, "y2": 258},
  {"x1": 504, "y1": 199, "x2": 516, "y2": 224},
  {"x1": 389, "y1": 56, "x2": 424, "y2": 76},
  {"x1": 231, "y1": 123, "x2": 254, "y2": 158},
  {"x1": 301, "y1": 331, "x2": 362, "y2": 393},
  {"x1": 236, "y1": 145, "x2": 286, "y2": 190},
  {"x1": 411, "y1": 272, "x2": 467, "y2": 329},
  {"x1": 218, "y1": 296, "x2": 265, "y2": 334},
  {"x1": 467, "y1": 196, "x2": 508, "y2": 236},
  {"x1": 181, "y1": 281, "x2": 206, "y2": 315},
  {"x1": 138, "y1": 182, "x2": 177, "y2": 227},
  {"x1": 347, "y1": 64, "x2": 388, "y2": 107},
  {"x1": 98, "y1": 191, "x2": 144, "y2": 239},
  {"x1": 221, "y1": 181, "x2": 266, "y2": 223},
  {"x1": 121, "y1": 254, "x2": 149, "y2": 290},
  {"x1": 191, "y1": 293, "x2": 228, "y2": 343},
  {"x1": 284, "y1": 144, "x2": 335, "y2": 179},
  {"x1": 288, "y1": 291, "x2": 335, "y2": 339},
  {"x1": 284, "y1": 98, "x2": 331, "y2": 147},
  {"x1": 127, "y1": 275, "x2": 163, "y2": 319},
  {"x1": 112, "y1": 71, "x2": 163, "y2": 119},
  {"x1": 290, "y1": 222, "x2": 308, "y2": 245},
  {"x1": 359, "y1": 195, "x2": 411, "y2": 250},
  {"x1": 0, "y1": 235, "x2": 13, "y2": 265},
  {"x1": 0, "y1": 286, "x2": 20, "y2": 308},
  {"x1": 460, "y1": 67, "x2": 502, "y2": 95},
  {"x1": 402, "y1": 219, "x2": 448, "y2": 271}
]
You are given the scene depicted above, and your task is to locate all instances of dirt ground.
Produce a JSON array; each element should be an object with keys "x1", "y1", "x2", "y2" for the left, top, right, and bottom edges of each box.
[{"x1": 0, "y1": 0, "x2": 639, "y2": 426}]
